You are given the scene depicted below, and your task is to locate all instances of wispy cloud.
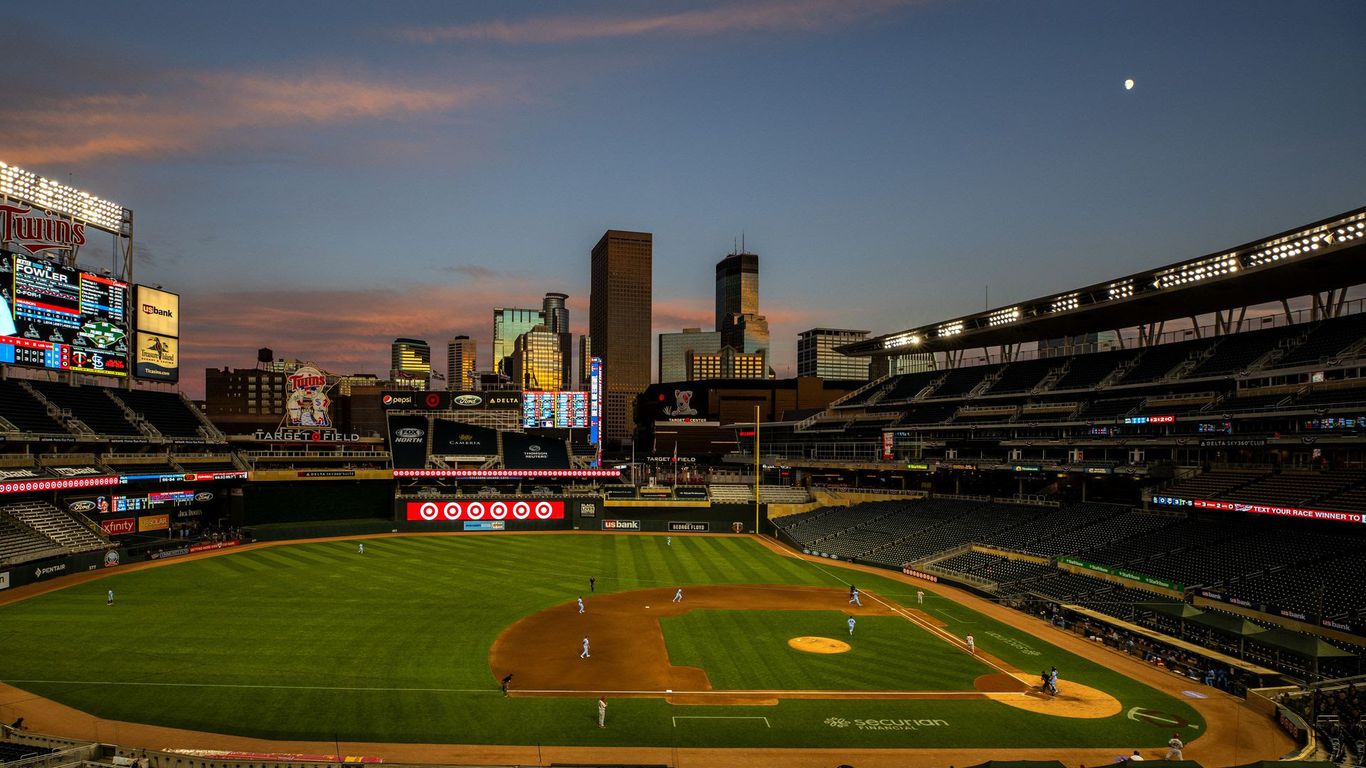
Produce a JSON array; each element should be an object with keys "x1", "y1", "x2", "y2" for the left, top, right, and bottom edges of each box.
[
  {"x1": 442, "y1": 264, "x2": 501, "y2": 280},
  {"x1": 1, "y1": 69, "x2": 500, "y2": 166},
  {"x1": 400, "y1": 0, "x2": 919, "y2": 45}
]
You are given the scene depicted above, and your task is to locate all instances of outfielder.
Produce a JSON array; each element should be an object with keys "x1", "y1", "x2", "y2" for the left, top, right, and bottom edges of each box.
[
  {"x1": 106, "y1": 589, "x2": 114, "y2": 606},
  {"x1": 673, "y1": 587, "x2": 684, "y2": 603},
  {"x1": 358, "y1": 542, "x2": 364, "y2": 555},
  {"x1": 916, "y1": 590, "x2": 924, "y2": 604}
]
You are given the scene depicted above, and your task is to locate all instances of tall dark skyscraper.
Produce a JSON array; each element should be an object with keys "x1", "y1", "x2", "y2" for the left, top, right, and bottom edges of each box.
[
  {"x1": 716, "y1": 251, "x2": 770, "y2": 373},
  {"x1": 542, "y1": 292, "x2": 572, "y2": 390},
  {"x1": 590, "y1": 230, "x2": 652, "y2": 444}
]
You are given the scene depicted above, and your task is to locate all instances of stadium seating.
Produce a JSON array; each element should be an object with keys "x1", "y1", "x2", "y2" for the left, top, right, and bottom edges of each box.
[
  {"x1": 28, "y1": 381, "x2": 142, "y2": 437},
  {"x1": 1118, "y1": 340, "x2": 1207, "y2": 384},
  {"x1": 0, "y1": 514, "x2": 66, "y2": 565},
  {"x1": 1, "y1": 500, "x2": 107, "y2": 553},
  {"x1": 112, "y1": 389, "x2": 217, "y2": 440},
  {"x1": 1276, "y1": 313, "x2": 1366, "y2": 367},
  {"x1": 0, "y1": 379, "x2": 70, "y2": 435},
  {"x1": 1049, "y1": 349, "x2": 1127, "y2": 391}
]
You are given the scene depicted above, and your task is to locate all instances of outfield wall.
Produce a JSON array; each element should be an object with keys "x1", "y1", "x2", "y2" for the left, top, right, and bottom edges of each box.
[{"x1": 390, "y1": 497, "x2": 769, "y2": 534}]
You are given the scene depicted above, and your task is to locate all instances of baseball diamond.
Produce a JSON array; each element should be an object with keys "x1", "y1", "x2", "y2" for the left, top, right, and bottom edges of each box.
[{"x1": 0, "y1": 531, "x2": 1294, "y2": 766}]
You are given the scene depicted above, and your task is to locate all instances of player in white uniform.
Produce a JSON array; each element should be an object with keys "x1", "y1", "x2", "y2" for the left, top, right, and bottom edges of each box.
[
  {"x1": 1165, "y1": 734, "x2": 1184, "y2": 760},
  {"x1": 580, "y1": 636, "x2": 590, "y2": 658},
  {"x1": 849, "y1": 587, "x2": 862, "y2": 607},
  {"x1": 666, "y1": 536, "x2": 672, "y2": 546},
  {"x1": 358, "y1": 542, "x2": 364, "y2": 555},
  {"x1": 916, "y1": 590, "x2": 924, "y2": 604},
  {"x1": 107, "y1": 589, "x2": 114, "y2": 606},
  {"x1": 966, "y1": 634, "x2": 975, "y2": 653},
  {"x1": 577, "y1": 597, "x2": 585, "y2": 614},
  {"x1": 673, "y1": 587, "x2": 683, "y2": 603},
  {"x1": 847, "y1": 616, "x2": 856, "y2": 635}
]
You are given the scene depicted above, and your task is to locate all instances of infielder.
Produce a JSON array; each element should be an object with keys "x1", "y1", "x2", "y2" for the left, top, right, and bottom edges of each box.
[
  {"x1": 849, "y1": 587, "x2": 862, "y2": 607},
  {"x1": 1165, "y1": 733, "x2": 1184, "y2": 760},
  {"x1": 673, "y1": 587, "x2": 683, "y2": 603},
  {"x1": 580, "y1": 636, "x2": 590, "y2": 659},
  {"x1": 577, "y1": 597, "x2": 585, "y2": 614},
  {"x1": 966, "y1": 634, "x2": 975, "y2": 654},
  {"x1": 847, "y1": 616, "x2": 856, "y2": 635}
]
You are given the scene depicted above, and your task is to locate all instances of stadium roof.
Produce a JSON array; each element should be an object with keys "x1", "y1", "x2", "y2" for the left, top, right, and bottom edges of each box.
[{"x1": 841, "y1": 206, "x2": 1366, "y2": 357}]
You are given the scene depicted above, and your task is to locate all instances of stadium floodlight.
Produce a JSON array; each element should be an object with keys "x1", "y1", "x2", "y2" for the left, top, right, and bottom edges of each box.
[
  {"x1": 987, "y1": 306, "x2": 1021, "y2": 327},
  {"x1": 1107, "y1": 280, "x2": 1134, "y2": 300},
  {"x1": 936, "y1": 321, "x2": 964, "y2": 338},
  {"x1": 1050, "y1": 294, "x2": 1080, "y2": 313},
  {"x1": 1154, "y1": 253, "x2": 1238, "y2": 289},
  {"x1": 0, "y1": 161, "x2": 126, "y2": 234},
  {"x1": 884, "y1": 332, "x2": 921, "y2": 349}
]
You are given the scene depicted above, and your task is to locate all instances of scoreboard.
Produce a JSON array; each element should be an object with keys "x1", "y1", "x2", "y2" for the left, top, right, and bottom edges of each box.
[
  {"x1": 522, "y1": 391, "x2": 589, "y2": 429},
  {"x1": 1, "y1": 254, "x2": 129, "y2": 375}
]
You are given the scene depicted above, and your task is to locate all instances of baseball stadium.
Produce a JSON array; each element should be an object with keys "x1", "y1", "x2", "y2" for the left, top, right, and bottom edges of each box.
[{"x1": 1, "y1": 164, "x2": 1365, "y2": 768}]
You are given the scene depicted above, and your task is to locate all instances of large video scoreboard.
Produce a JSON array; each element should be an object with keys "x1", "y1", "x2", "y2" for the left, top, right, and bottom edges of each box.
[
  {"x1": 522, "y1": 390, "x2": 589, "y2": 429},
  {"x1": 0, "y1": 253, "x2": 129, "y2": 376}
]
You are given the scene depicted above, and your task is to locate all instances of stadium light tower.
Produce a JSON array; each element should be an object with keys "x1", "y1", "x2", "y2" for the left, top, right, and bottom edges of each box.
[{"x1": 0, "y1": 161, "x2": 134, "y2": 280}]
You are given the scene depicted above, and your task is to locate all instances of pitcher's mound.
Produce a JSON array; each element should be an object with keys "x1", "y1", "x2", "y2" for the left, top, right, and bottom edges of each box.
[{"x1": 788, "y1": 636, "x2": 851, "y2": 654}]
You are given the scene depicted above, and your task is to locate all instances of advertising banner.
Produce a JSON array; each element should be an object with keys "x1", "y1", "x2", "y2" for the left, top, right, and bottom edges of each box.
[
  {"x1": 902, "y1": 566, "x2": 939, "y2": 582},
  {"x1": 431, "y1": 419, "x2": 499, "y2": 456},
  {"x1": 882, "y1": 432, "x2": 894, "y2": 460},
  {"x1": 602, "y1": 519, "x2": 641, "y2": 531},
  {"x1": 382, "y1": 391, "x2": 523, "y2": 411},
  {"x1": 405, "y1": 500, "x2": 565, "y2": 522},
  {"x1": 0, "y1": 571, "x2": 8, "y2": 590},
  {"x1": 189, "y1": 540, "x2": 241, "y2": 554},
  {"x1": 463, "y1": 520, "x2": 506, "y2": 531},
  {"x1": 138, "y1": 513, "x2": 171, "y2": 532},
  {"x1": 135, "y1": 331, "x2": 179, "y2": 381},
  {"x1": 1061, "y1": 556, "x2": 1182, "y2": 591},
  {"x1": 387, "y1": 414, "x2": 430, "y2": 469},
  {"x1": 501, "y1": 431, "x2": 570, "y2": 470},
  {"x1": 134, "y1": 285, "x2": 180, "y2": 337},
  {"x1": 589, "y1": 357, "x2": 602, "y2": 448},
  {"x1": 100, "y1": 517, "x2": 136, "y2": 535},
  {"x1": 1152, "y1": 495, "x2": 1364, "y2": 524},
  {"x1": 675, "y1": 486, "x2": 709, "y2": 500}
]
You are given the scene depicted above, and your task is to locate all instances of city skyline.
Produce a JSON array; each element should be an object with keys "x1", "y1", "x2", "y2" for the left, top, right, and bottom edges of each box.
[{"x1": 3, "y1": 1, "x2": 1363, "y2": 397}]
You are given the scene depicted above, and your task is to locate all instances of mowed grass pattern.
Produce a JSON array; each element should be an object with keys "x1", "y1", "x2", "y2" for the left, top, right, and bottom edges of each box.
[
  {"x1": 0, "y1": 533, "x2": 1205, "y2": 748},
  {"x1": 663, "y1": 610, "x2": 989, "y2": 690}
]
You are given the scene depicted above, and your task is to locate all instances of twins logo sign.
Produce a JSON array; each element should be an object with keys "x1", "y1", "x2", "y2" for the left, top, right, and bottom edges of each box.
[{"x1": 406, "y1": 500, "x2": 565, "y2": 522}]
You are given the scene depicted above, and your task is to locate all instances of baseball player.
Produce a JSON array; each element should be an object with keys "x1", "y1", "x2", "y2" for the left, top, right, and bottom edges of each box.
[
  {"x1": 500, "y1": 673, "x2": 513, "y2": 697},
  {"x1": 597, "y1": 696, "x2": 608, "y2": 728},
  {"x1": 580, "y1": 636, "x2": 590, "y2": 659},
  {"x1": 589, "y1": 577, "x2": 596, "y2": 593},
  {"x1": 358, "y1": 542, "x2": 364, "y2": 555},
  {"x1": 847, "y1": 616, "x2": 856, "y2": 635},
  {"x1": 916, "y1": 590, "x2": 924, "y2": 604},
  {"x1": 1165, "y1": 733, "x2": 1184, "y2": 760},
  {"x1": 849, "y1": 587, "x2": 862, "y2": 607},
  {"x1": 673, "y1": 587, "x2": 684, "y2": 603},
  {"x1": 1048, "y1": 666, "x2": 1059, "y2": 695},
  {"x1": 577, "y1": 596, "x2": 585, "y2": 614},
  {"x1": 966, "y1": 634, "x2": 975, "y2": 654},
  {"x1": 666, "y1": 536, "x2": 672, "y2": 546},
  {"x1": 106, "y1": 589, "x2": 114, "y2": 606}
]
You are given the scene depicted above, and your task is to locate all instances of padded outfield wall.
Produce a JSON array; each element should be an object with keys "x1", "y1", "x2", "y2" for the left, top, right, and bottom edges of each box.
[{"x1": 392, "y1": 496, "x2": 769, "y2": 534}]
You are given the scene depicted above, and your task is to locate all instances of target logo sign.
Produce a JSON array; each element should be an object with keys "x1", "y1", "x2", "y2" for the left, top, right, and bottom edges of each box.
[{"x1": 407, "y1": 500, "x2": 563, "y2": 522}]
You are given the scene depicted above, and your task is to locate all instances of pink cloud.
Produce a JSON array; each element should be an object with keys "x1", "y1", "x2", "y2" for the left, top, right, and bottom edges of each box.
[
  {"x1": 401, "y1": 0, "x2": 921, "y2": 44},
  {"x1": 2, "y1": 70, "x2": 499, "y2": 165}
]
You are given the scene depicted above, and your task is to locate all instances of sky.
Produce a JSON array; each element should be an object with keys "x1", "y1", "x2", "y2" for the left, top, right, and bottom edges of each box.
[{"x1": 5, "y1": 0, "x2": 1365, "y2": 397}]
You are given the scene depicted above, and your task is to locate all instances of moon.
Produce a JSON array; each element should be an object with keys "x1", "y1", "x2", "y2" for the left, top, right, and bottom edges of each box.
[{"x1": 1124, "y1": 78, "x2": 1135, "y2": 90}]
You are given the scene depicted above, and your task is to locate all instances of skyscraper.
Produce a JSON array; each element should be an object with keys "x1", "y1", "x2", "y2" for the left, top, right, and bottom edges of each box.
[
  {"x1": 511, "y1": 325, "x2": 563, "y2": 391},
  {"x1": 716, "y1": 251, "x2": 771, "y2": 374},
  {"x1": 658, "y1": 328, "x2": 721, "y2": 383},
  {"x1": 590, "y1": 229, "x2": 651, "y2": 444},
  {"x1": 492, "y1": 307, "x2": 544, "y2": 377},
  {"x1": 390, "y1": 338, "x2": 431, "y2": 389},
  {"x1": 446, "y1": 335, "x2": 477, "y2": 390},
  {"x1": 797, "y1": 328, "x2": 870, "y2": 380},
  {"x1": 578, "y1": 335, "x2": 592, "y2": 390},
  {"x1": 542, "y1": 292, "x2": 572, "y2": 391}
]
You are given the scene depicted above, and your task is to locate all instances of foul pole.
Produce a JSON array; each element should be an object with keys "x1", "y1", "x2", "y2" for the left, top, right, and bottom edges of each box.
[{"x1": 753, "y1": 404, "x2": 760, "y2": 534}]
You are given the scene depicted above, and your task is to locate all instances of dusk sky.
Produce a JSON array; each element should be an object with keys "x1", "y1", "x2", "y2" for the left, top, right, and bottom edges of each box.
[{"x1": 5, "y1": 1, "x2": 1364, "y2": 396}]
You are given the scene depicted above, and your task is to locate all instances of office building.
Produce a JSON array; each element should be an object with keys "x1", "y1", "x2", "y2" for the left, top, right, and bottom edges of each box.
[
  {"x1": 687, "y1": 347, "x2": 767, "y2": 380},
  {"x1": 716, "y1": 251, "x2": 771, "y2": 374},
  {"x1": 589, "y1": 229, "x2": 652, "y2": 444},
  {"x1": 542, "y1": 292, "x2": 573, "y2": 390},
  {"x1": 492, "y1": 307, "x2": 544, "y2": 377},
  {"x1": 446, "y1": 335, "x2": 477, "y2": 390},
  {"x1": 390, "y1": 338, "x2": 431, "y2": 389},
  {"x1": 797, "y1": 328, "x2": 871, "y2": 380},
  {"x1": 658, "y1": 328, "x2": 721, "y2": 383},
  {"x1": 578, "y1": 335, "x2": 592, "y2": 390},
  {"x1": 510, "y1": 324, "x2": 564, "y2": 391},
  {"x1": 204, "y1": 367, "x2": 287, "y2": 418}
]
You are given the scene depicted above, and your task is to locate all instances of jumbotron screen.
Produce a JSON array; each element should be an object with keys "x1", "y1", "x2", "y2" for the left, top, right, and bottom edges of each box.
[
  {"x1": 522, "y1": 390, "x2": 589, "y2": 429},
  {"x1": 0, "y1": 253, "x2": 129, "y2": 376}
]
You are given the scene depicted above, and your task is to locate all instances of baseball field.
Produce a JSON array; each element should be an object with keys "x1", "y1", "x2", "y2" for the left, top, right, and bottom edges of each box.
[{"x1": 0, "y1": 532, "x2": 1293, "y2": 765}]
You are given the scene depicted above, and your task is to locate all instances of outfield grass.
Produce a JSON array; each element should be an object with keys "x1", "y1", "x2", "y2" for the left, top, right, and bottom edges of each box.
[
  {"x1": 0, "y1": 534, "x2": 1205, "y2": 748},
  {"x1": 662, "y1": 609, "x2": 991, "y2": 690}
]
